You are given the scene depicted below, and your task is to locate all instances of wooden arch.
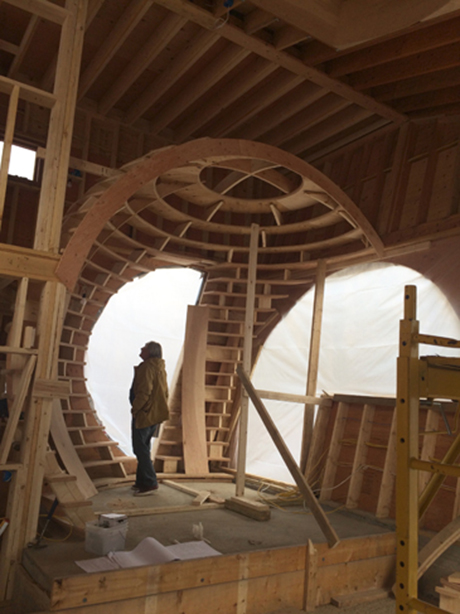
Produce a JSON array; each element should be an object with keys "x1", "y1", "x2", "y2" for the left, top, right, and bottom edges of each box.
[{"x1": 56, "y1": 138, "x2": 385, "y2": 484}]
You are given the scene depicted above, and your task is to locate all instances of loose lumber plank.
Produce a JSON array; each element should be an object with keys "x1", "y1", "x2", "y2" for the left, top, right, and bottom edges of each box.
[
  {"x1": 224, "y1": 495, "x2": 271, "y2": 521},
  {"x1": 182, "y1": 305, "x2": 209, "y2": 474},
  {"x1": 237, "y1": 365, "x2": 340, "y2": 547},
  {"x1": 162, "y1": 479, "x2": 224, "y2": 504}
]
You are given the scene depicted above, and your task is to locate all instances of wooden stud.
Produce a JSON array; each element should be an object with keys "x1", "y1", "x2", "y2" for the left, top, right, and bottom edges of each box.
[
  {"x1": 300, "y1": 259, "x2": 326, "y2": 472},
  {"x1": 304, "y1": 539, "x2": 318, "y2": 611},
  {"x1": 346, "y1": 404, "x2": 375, "y2": 509},
  {"x1": 235, "y1": 223, "x2": 259, "y2": 497},
  {"x1": 0, "y1": 84, "x2": 19, "y2": 229},
  {"x1": 319, "y1": 402, "x2": 348, "y2": 502},
  {"x1": 375, "y1": 405, "x2": 397, "y2": 518}
]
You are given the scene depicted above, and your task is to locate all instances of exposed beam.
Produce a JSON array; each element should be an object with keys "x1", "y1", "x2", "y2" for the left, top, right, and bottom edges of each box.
[
  {"x1": 152, "y1": 0, "x2": 407, "y2": 125},
  {"x1": 78, "y1": 0, "x2": 154, "y2": 99},
  {"x1": 0, "y1": 75, "x2": 56, "y2": 108},
  {"x1": 210, "y1": 71, "x2": 305, "y2": 138},
  {"x1": 287, "y1": 107, "x2": 375, "y2": 156},
  {"x1": 7, "y1": 15, "x2": 40, "y2": 80},
  {"x1": 392, "y1": 85, "x2": 460, "y2": 113},
  {"x1": 229, "y1": 81, "x2": 326, "y2": 141},
  {"x1": 3, "y1": 0, "x2": 68, "y2": 24},
  {"x1": 325, "y1": 15, "x2": 460, "y2": 78},
  {"x1": 125, "y1": 29, "x2": 219, "y2": 124},
  {"x1": 0, "y1": 243, "x2": 59, "y2": 281},
  {"x1": 275, "y1": 25, "x2": 311, "y2": 51},
  {"x1": 244, "y1": 8, "x2": 278, "y2": 35},
  {"x1": 174, "y1": 55, "x2": 277, "y2": 141},
  {"x1": 98, "y1": 12, "x2": 187, "y2": 115},
  {"x1": 373, "y1": 67, "x2": 460, "y2": 102},
  {"x1": 262, "y1": 94, "x2": 351, "y2": 147},
  {"x1": 147, "y1": 44, "x2": 250, "y2": 133},
  {"x1": 349, "y1": 42, "x2": 460, "y2": 91}
]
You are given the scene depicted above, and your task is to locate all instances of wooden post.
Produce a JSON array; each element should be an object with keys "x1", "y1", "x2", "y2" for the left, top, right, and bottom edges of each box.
[
  {"x1": 301, "y1": 259, "x2": 326, "y2": 473},
  {"x1": 395, "y1": 285, "x2": 420, "y2": 614},
  {"x1": 0, "y1": 84, "x2": 19, "y2": 228},
  {"x1": 304, "y1": 539, "x2": 318, "y2": 611},
  {"x1": 34, "y1": 0, "x2": 88, "y2": 253},
  {"x1": 235, "y1": 223, "x2": 259, "y2": 497}
]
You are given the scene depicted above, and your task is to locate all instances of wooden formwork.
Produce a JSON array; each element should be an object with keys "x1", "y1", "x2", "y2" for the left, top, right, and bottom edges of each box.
[{"x1": 17, "y1": 532, "x2": 396, "y2": 614}]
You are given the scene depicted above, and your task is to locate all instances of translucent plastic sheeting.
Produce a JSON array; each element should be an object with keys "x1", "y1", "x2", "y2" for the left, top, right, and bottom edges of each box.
[
  {"x1": 85, "y1": 268, "x2": 203, "y2": 454},
  {"x1": 247, "y1": 262, "x2": 460, "y2": 484}
]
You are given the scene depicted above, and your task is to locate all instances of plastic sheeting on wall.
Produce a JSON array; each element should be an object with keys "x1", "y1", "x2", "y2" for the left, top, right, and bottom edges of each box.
[
  {"x1": 85, "y1": 268, "x2": 203, "y2": 454},
  {"x1": 247, "y1": 262, "x2": 460, "y2": 484}
]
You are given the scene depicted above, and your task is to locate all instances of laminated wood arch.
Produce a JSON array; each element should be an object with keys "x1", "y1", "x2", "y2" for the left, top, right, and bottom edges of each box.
[{"x1": 56, "y1": 138, "x2": 385, "y2": 483}]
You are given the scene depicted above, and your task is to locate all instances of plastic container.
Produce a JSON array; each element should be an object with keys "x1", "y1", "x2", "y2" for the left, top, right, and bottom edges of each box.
[{"x1": 85, "y1": 519, "x2": 128, "y2": 555}]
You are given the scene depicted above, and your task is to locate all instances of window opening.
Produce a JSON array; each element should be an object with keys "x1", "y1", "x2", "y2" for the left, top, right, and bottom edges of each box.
[{"x1": 0, "y1": 142, "x2": 36, "y2": 180}]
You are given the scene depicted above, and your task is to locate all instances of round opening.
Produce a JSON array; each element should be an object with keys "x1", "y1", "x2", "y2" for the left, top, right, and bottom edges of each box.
[{"x1": 85, "y1": 268, "x2": 203, "y2": 454}]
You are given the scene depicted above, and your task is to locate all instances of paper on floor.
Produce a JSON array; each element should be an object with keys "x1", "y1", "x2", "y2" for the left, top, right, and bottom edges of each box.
[{"x1": 76, "y1": 536, "x2": 221, "y2": 573}]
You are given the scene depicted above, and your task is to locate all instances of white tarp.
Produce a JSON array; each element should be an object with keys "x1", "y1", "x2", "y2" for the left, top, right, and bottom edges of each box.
[
  {"x1": 85, "y1": 268, "x2": 203, "y2": 454},
  {"x1": 85, "y1": 262, "x2": 460, "y2": 483},
  {"x1": 247, "y1": 262, "x2": 460, "y2": 483}
]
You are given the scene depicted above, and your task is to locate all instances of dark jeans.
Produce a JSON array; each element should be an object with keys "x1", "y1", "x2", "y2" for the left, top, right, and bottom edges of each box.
[{"x1": 131, "y1": 420, "x2": 158, "y2": 489}]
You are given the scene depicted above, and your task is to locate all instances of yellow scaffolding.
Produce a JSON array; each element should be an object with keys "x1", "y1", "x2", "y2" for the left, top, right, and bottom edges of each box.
[{"x1": 396, "y1": 285, "x2": 460, "y2": 614}]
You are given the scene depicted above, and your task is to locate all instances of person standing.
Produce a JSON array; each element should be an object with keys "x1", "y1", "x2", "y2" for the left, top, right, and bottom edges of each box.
[{"x1": 130, "y1": 341, "x2": 169, "y2": 495}]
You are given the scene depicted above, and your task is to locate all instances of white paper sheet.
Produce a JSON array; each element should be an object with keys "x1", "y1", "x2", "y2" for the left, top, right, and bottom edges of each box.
[{"x1": 76, "y1": 537, "x2": 221, "y2": 573}]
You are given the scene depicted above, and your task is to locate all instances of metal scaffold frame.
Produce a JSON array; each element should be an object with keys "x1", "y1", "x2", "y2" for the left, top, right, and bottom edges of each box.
[{"x1": 396, "y1": 285, "x2": 460, "y2": 614}]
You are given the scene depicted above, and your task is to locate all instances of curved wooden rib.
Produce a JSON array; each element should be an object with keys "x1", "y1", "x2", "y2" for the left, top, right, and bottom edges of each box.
[{"x1": 57, "y1": 138, "x2": 383, "y2": 291}]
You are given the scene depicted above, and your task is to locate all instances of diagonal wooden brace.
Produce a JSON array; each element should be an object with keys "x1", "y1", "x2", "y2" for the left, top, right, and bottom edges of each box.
[{"x1": 236, "y1": 365, "x2": 340, "y2": 547}]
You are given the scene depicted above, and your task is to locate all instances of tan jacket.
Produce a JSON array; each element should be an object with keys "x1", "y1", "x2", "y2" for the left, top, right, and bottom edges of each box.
[{"x1": 131, "y1": 357, "x2": 169, "y2": 429}]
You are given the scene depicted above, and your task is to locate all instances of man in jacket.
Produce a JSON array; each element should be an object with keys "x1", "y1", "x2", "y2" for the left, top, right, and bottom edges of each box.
[{"x1": 130, "y1": 341, "x2": 169, "y2": 495}]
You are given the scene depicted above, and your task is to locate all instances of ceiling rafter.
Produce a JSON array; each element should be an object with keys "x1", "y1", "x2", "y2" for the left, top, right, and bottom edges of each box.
[
  {"x1": 262, "y1": 94, "x2": 351, "y2": 147},
  {"x1": 325, "y1": 14, "x2": 460, "y2": 78},
  {"x1": 7, "y1": 14, "x2": 40, "y2": 80},
  {"x1": 151, "y1": 0, "x2": 407, "y2": 126},
  {"x1": 349, "y1": 43, "x2": 460, "y2": 91},
  {"x1": 207, "y1": 71, "x2": 305, "y2": 138},
  {"x1": 146, "y1": 43, "x2": 251, "y2": 133},
  {"x1": 78, "y1": 0, "x2": 155, "y2": 100},
  {"x1": 124, "y1": 29, "x2": 219, "y2": 124},
  {"x1": 98, "y1": 12, "x2": 187, "y2": 115},
  {"x1": 372, "y1": 67, "x2": 460, "y2": 103},
  {"x1": 174, "y1": 55, "x2": 278, "y2": 141},
  {"x1": 230, "y1": 81, "x2": 326, "y2": 141},
  {"x1": 287, "y1": 107, "x2": 375, "y2": 155},
  {"x1": 244, "y1": 8, "x2": 278, "y2": 35}
]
